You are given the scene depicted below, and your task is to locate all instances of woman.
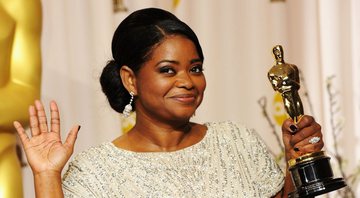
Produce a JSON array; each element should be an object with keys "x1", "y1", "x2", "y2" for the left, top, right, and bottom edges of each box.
[{"x1": 14, "y1": 8, "x2": 323, "y2": 197}]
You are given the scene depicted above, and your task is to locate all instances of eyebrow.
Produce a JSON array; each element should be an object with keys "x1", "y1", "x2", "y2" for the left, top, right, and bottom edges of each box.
[
  {"x1": 155, "y1": 58, "x2": 203, "y2": 66},
  {"x1": 190, "y1": 58, "x2": 203, "y2": 64}
]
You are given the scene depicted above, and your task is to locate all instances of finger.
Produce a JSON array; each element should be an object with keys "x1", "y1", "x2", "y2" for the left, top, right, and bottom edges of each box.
[
  {"x1": 290, "y1": 123, "x2": 321, "y2": 146},
  {"x1": 64, "y1": 125, "x2": 81, "y2": 153},
  {"x1": 295, "y1": 115, "x2": 315, "y2": 130},
  {"x1": 35, "y1": 100, "x2": 49, "y2": 133},
  {"x1": 286, "y1": 148, "x2": 304, "y2": 160},
  {"x1": 282, "y1": 132, "x2": 292, "y2": 150},
  {"x1": 50, "y1": 101, "x2": 61, "y2": 134},
  {"x1": 293, "y1": 132, "x2": 323, "y2": 148},
  {"x1": 29, "y1": 105, "x2": 40, "y2": 136},
  {"x1": 281, "y1": 118, "x2": 296, "y2": 149},
  {"x1": 13, "y1": 121, "x2": 30, "y2": 145},
  {"x1": 282, "y1": 118, "x2": 299, "y2": 134},
  {"x1": 295, "y1": 141, "x2": 324, "y2": 153}
]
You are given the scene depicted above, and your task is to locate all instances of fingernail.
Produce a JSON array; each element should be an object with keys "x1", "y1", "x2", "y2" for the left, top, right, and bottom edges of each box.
[
  {"x1": 290, "y1": 125, "x2": 298, "y2": 132},
  {"x1": 294, "y1": 147, "x2": 300, "y2": 152},
  {"x1": 78, "y1": 125, "x2": 81, "y2": 131}
]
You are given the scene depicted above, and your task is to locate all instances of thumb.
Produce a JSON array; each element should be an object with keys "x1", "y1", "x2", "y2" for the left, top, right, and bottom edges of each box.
[
  {"x1": 282, "y1": 118, "x2": 295, "y2": 149},
  {"x1": 64, "y1": 125, "x2": 81, "y2": 152},
  {"x1": 282, "y1": 133, "x2": 292, "y2": 149}
]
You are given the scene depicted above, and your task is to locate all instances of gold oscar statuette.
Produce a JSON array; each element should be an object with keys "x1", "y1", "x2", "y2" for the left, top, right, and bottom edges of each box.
[{"x1": 267, "y1": 45, "x2": 346, "y2": 197}]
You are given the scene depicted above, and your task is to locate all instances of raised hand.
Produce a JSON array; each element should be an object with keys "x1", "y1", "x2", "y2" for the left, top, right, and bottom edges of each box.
[
  {"x1": 14, "y1": 100, "x2": 80, "y2": 175},
  {"x1": 282, "y1": 115, "x2": 324, "y2": 161}
]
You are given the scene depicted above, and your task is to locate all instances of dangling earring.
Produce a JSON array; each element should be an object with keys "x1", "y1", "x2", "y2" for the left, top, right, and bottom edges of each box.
[{"x1": 122, "y1": 91, "x2": 134, "y2": 117}]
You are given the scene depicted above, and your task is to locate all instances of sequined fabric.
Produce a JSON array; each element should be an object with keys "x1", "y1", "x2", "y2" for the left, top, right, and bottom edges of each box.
[{"x1": 62, "y1": 121, "x2": 284, "y2": 197}]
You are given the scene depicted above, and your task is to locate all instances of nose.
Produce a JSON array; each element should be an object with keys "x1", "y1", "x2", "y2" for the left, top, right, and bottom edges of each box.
[{"x1": 175, "y1": 72, "x2": 194, "y2": 90}]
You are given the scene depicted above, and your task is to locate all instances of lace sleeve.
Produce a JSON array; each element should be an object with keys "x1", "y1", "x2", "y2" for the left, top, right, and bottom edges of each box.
[
  {"x1": 62, "y1": 160, "x2": 97, "y2": 198},
  {"x1": 246, "y1": 127, "x2": 285, "y2": 197}
]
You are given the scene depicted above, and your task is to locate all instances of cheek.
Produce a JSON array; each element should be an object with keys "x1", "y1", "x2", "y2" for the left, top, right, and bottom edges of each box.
[
  {"x1": 196, "y1": 78, "x2": 206, "y2": 107},
  {"x1": 197, "y1": 76, "x2": 207, "y2": 94},
  {"x1": 138, "y1": 78, "x2": 173, "y2": 97}
]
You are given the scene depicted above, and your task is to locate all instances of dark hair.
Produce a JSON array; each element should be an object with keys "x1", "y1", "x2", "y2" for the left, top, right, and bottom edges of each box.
[{"x1": 100, "y1": 8, "x2": 204, "y2": 113}]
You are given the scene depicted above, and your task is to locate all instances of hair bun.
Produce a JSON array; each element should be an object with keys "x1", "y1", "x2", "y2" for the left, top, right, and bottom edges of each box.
[{"x1": 100, "y1": 60, "x2": 129, "y2": 113}]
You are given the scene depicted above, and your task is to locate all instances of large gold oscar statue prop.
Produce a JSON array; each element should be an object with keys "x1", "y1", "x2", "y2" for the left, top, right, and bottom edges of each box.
[
  {"x1": 268, "y1": 45, "x2": 346, "y2": 197},
  {"x1": 0, "y1": 0, "x2": 42, "y2": 197}
]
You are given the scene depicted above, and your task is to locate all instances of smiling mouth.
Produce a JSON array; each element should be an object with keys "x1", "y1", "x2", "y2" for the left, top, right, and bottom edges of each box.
[{"x1": 170, "y1": 94, "x2": 196, "y2": 103}]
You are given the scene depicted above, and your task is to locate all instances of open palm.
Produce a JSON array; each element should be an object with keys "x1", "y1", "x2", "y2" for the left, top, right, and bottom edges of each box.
[{"x1": 14, "y1": 100, "x2": 80, "y2": 174}]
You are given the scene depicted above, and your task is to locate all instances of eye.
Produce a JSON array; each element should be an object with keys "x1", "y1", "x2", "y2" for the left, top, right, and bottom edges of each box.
[
  {"x1": 159, "y1": 66, "x2": 175, "y2": 74},
  {"x1": 190, "y1": 65, "x2": 203, "y2": 73}
]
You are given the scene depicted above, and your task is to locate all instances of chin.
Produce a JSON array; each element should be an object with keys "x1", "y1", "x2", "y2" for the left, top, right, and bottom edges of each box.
[
  {"x1": 163, "y1": 103, "x2": 200, "y2": 121},
  {"x1": 171, "y1": 110, "x2": 196, "y2": 121}
]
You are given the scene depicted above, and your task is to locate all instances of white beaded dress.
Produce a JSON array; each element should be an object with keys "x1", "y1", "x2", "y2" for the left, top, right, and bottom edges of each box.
[{"x1": 62, "y1": 121, "x2": 284, "y2": 197}]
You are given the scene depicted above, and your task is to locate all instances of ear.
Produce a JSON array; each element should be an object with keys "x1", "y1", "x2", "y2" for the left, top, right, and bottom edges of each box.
[{"x1": 120, "y1": 66, "x2": 137, "y2": 95}]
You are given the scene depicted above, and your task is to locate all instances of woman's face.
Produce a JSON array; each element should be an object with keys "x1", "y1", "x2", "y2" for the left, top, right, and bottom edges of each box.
[{"x1": 134, "y1": 35, "x2": 206, "y2": 122}]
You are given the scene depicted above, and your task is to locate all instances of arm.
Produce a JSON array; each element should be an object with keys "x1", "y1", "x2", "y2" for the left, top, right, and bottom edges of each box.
[
  {"x1": 34, "y1": 171, "x2": 64, "y2": 198},
  {"x1": 273, "y1": 166, "x2": 294, "y2": 198},
  {"x1": 14, "y1": 101, "x2": 80, "y2": 198}
]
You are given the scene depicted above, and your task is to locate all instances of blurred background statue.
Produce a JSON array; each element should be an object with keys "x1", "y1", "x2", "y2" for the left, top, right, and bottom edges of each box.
[{"x1": 0, "y1": 0, "x2": 42, "y2": 197}]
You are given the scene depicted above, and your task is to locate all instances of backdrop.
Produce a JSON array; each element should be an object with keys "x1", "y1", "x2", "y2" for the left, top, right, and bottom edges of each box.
[{"x1": 22, "y1": 0, "x2": 360, "y2": 197}]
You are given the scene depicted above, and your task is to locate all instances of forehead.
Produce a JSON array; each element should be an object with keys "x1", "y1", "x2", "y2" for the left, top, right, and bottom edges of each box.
[{"x1": 149, "y1": 35, "x2": 198, "y2": 57}]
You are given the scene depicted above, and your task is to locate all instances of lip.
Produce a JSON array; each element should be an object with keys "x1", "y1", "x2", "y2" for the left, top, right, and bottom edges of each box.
[{"x1": 169, "y1": 94, "x2": 197, "y2": 103}]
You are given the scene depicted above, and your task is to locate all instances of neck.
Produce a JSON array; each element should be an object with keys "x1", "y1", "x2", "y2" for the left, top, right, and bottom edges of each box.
[
  {"x1": 276, "y1": 59, "x2": 285, "y2": 65},
  {"x1": 129, "y1": 114, "x2": 193, "y2": 151}
]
